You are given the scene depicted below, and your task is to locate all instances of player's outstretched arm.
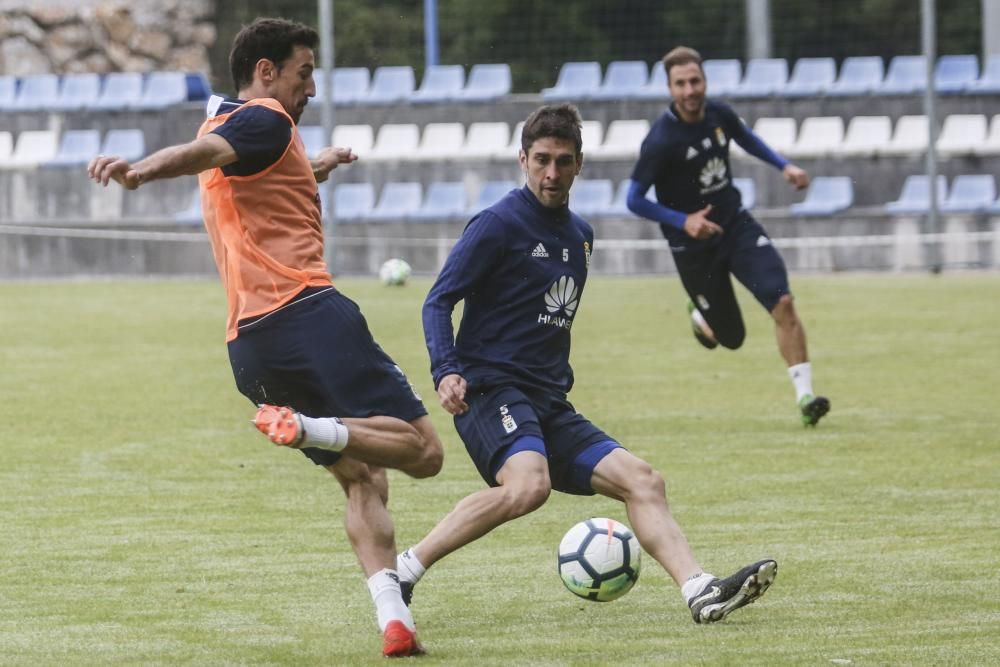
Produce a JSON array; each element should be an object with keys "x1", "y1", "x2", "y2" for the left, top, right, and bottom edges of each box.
[
  {"x1": 312, "y1": 146, "x2": 358, "y2": 183},
  {"x1": 87, "y1": 134, "x2": 238, "y2": 190}
]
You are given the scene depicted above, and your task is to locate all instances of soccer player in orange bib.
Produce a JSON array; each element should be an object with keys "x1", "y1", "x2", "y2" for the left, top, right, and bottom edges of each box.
[{"x1": 88, "y1": 17, "x2": 441, "y2": 658}]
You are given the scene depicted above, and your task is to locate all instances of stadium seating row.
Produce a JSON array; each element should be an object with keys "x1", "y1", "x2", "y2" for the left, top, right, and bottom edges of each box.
[
  {"x1": 733, "y1": 113, "x2": 1000, "y2": 159},
  {"x1": 309, "y1": 113, "x2": 1000, "y2": 163},
  {"x1": 303, "y1": 119, "x2": 649, "y2": 161},
  {"x1": 313, "y1": 63, "x2": 511, "y2": 104},
  {"x1": 5, "y1": 53, "x2": 995, "y2": 115},
  {"x1": 543, "y1": 54, "x2": 1000, "y2": 101},
  {"x1": 5, "y1": 111, "x2": 997, "y2": 169},
  {"x1": 174, "y1": 175, "x2": 999, "y2": 225},
  {"x1": 0, "y1": 128, "x2": 144, "y2": 168},
  {"x1": 0, "y1": 72, "x2": 211, "y2": 112}
]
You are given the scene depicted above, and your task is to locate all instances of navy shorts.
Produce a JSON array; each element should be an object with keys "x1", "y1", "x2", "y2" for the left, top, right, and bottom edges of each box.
[
  {"x1": 227, "y1": 287, "x2": 427, "y2": 466},
  {"x1": 671, "y1": 210, "x2": 790, "y2": 349},
  {"x1": 454, "y1": 385, "x2": 621, "y2": 496}
]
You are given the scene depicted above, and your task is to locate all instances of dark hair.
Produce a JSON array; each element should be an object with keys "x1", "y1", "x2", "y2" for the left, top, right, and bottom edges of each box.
[
  {"x1": 662, "y1": 46, "x2": 704, "y2": 83},
  {"x1": 229, "y1": 18, "x2": 319, "y2": 91},
  {"x1": 521, "y1": 103, "x2": 583, "y2": 154}
]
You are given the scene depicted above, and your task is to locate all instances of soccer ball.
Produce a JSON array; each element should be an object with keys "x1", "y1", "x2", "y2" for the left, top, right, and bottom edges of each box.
[
  {"x1": 557, "y1": 517, "x2": 641, "y2": 602},
  {"x1": 378, "y1": 258, "x2": 412, "y2": 286}
]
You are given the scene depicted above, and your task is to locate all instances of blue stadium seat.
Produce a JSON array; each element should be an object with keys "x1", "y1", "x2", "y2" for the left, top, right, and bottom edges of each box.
[
  {"x1": 47, "y1": 129, "x2": 101, "y2": 168},
  {"x1": 990, "y1": 192, "x2": 1000, "y2": 215},
  {"x1": 730, "y1": 58, "x2": 788, "y2": 97},
  {"x1": 0, "y1": 75, "x2": 16, "y2": 110},
  {"x1": 470, "y1": 180, "x2": 517, "y2": 213},
  {"x1": 783, "y1": 57, "x2": 836, "y2": 97},
  {"x1": 297, "y1": 126, "x2": 326, "y2": 159},
  {"x1": 789, "y1": 177, "x2": 853, "y2": 216},
  {"x1": 733, "y1": 177, "x2": 756, "y2": 210},
  {"x1": 934, "y1": 54, "x2": 978, "y2": 93},
  {"x1": 702, "y1": 59, "x2": 742, "y2": 97},
  {"x1": 941, "y1": 175, "x2": 996, "y2": 213},
  {"x1": 314, "y1": 67, "x2": 371, "y2": 104},
  {"x1": 885, "y1": 175, "x2": 948, "y2": 214},
  {"x1": 542, "y1": 61, "x2": 602, "y2": 101},
  {"x1": 411, "y1": 64, "x2": 464, "y2": 103},
  {"x1": 592, "y1": 61, "x2": 648, "y2": 100},
  {"x1": 185, "y1": 72, "x2": 212, "y2": 101},
  {"x1": 92, "y1": 72, "x2": 143, "y2": 110},
  {"x1": 101, "y1": 129, "x2": 145, "y2": 161},
  {"x1": 52, "y1": 73, "x2": 100, "y2": 111},
  {"x1": 135, "y1": 71, "x2": 188, "y2": 109},
  {"x1": 826, "y1": 56, "x2": 883, "y2": 96},
  {"x1": 369, "y1": 182, "x2": 423, "y2": 220},
  {"x1": 638, "y1": 61, "x2": 668, "y2": 99},
  {"x1": 879, "y1": 55, "x2": 926, "y2": 95},
  {"x1": 175, "y1": 189, "x2": 203, "y2": 224},
  {"x1": 409, "y1": 182, "x2": 468, "y2": 221},
  {"x1": 333, "y1": 182, "x2": 375, "y2": 220},
  {"x1": 454, "y1": 64, "x2": 511, "y2": 102},
  {"x1": 11, "y1": 74, "x2": 59, "y2": 111},
  {"x1": 570, "y1": 179, "x2": 614, "y2": 217},
  {"x1": 968, "y1": 55, "x2": 1000, "y2": 93},
  {"x1": 363, "y1": 66, "x2": 415, "y2": 105}
]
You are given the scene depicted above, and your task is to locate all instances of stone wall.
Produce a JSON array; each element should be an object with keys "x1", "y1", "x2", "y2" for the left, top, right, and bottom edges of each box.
[{"x1": 0, "y1": 0, "x2": 215, "y2": 76}]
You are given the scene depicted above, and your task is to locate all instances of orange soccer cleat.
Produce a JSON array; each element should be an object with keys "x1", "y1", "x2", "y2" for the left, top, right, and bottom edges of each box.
[
  {"x1": 253, "y1": 404, "x2": 304, "y2": 447},
  {"x1": 382, "y1": 620, "x2": 425, "y2": 658}
]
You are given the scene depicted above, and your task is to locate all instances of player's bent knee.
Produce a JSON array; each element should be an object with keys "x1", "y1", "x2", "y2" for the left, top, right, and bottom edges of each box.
[
  {"x1": 622, "y1": 462, "x2": 666, "y2": 501},
  {"x1": 500, "y1": 476, "x2": 550, "y2": 517}
]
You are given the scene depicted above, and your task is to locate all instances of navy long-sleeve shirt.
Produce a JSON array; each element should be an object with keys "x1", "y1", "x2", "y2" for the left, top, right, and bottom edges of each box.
[
  {"x1": 423, "y1": 185, "x2": 594, "y2": 395},
  {"x1": 627, "y1": 99, "x2": 787, "y2": 247}
]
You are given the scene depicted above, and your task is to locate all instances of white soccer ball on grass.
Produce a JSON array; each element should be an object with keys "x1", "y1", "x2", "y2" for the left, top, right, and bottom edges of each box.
[
  {"x1": 378, "y1": 258, "x2": 412, "y2": 286},
  {"x1": 557, "y1": 517, "x2": 641, "y2": 602}
]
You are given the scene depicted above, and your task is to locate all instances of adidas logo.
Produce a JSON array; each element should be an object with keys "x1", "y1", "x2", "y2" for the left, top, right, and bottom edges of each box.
[
  {"x1": 531, "y1": 243, "x2": 549, "y2": 258},
  {"x1": 756, "y1": 235, "x2": 771, "y2": 247},
  {"x1": 685, "y1": 146, "x2": 699, "y2": 160}
]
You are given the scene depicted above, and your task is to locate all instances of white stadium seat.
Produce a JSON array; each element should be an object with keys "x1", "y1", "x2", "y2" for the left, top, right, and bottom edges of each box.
[
  {"x1": 752, "y1": 117, "x2": 797, "y2": 155},
  {"x1": 787, "y1": 116, "x2": 844, "y2": 158},
  {"x1": 367, "y1": 123, "x2": 419, "y2": 161},
  {"x1": 837, "y1": 116, "x2": 892, "y2": 156},
  {"x1": 936, "y1": 114, "x2": 987, "y2": 157},
  {"x1": 409, "y1": 122, "x2": 465, "y2": 161},
  {"x1": 462, "y1": 122, "x2": 510, "y2": 159},
  {"x1": 332, "y1": 124, "x2": 375, "y2": 157},
  {"x1": 883, "y1": 115, "x2": 928, "y2": 156},
  {"x1": 589, "y1": 119, "x2": 650, "y2": 160}
]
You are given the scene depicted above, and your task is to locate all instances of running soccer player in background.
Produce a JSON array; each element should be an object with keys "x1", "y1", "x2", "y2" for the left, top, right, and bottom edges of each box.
[
  {"x1": 627, "y1": 46, "x2": 830, "y2": 427},
  {"x1": 88, "y1": 17, "x2": 441, "y2": 658},
  {"x1": 395, "y1": 103, "x2": 778, "y2": 625}
]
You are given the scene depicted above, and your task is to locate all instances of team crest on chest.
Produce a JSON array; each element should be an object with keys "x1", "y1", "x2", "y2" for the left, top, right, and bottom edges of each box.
[
  {"x1": 583, "y1": 241, "x2": 591, "y2": 268},
  {"x1": 715, "y1": 127, "x2": 727, "y2": 147}
]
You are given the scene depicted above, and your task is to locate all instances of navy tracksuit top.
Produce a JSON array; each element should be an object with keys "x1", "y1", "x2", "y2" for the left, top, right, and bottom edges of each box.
[{"x1": 423, "y1": 185, "x2": 595, "y2": 395}]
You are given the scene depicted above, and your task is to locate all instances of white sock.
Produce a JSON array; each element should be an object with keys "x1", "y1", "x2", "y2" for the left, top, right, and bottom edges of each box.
[
  {"x1": 299, "y1": 415, "x2": 349, "y2": 451},
  {"x1": 367, "y1": 569, "x2": 415, "y2": 632},
  {"x1": 788, "y1": 362, "x2": 814, "y2": 402},
  {"x1": 681, "y1": 572, "x2": 716, "y2": 603},
  {"x1": 396, "y1": 548, "x2": 426, "y2": 584},
  {"x1": 691, "y1": 307, "x2": 711, "y2": 335}
]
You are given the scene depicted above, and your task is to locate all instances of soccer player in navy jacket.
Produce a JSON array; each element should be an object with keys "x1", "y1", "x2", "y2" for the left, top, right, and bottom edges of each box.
[
  {"x1": 396, "y1": 104, "x2": 778, "y2": 625},
  {"x1": 627, "y1": 46, "x2": 829, "y2": 427}
]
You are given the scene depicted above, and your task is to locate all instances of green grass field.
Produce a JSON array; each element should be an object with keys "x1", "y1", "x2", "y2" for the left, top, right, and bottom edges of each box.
[{"x1": 2, "y1": 274, "x2": 998, "y2": 665}]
